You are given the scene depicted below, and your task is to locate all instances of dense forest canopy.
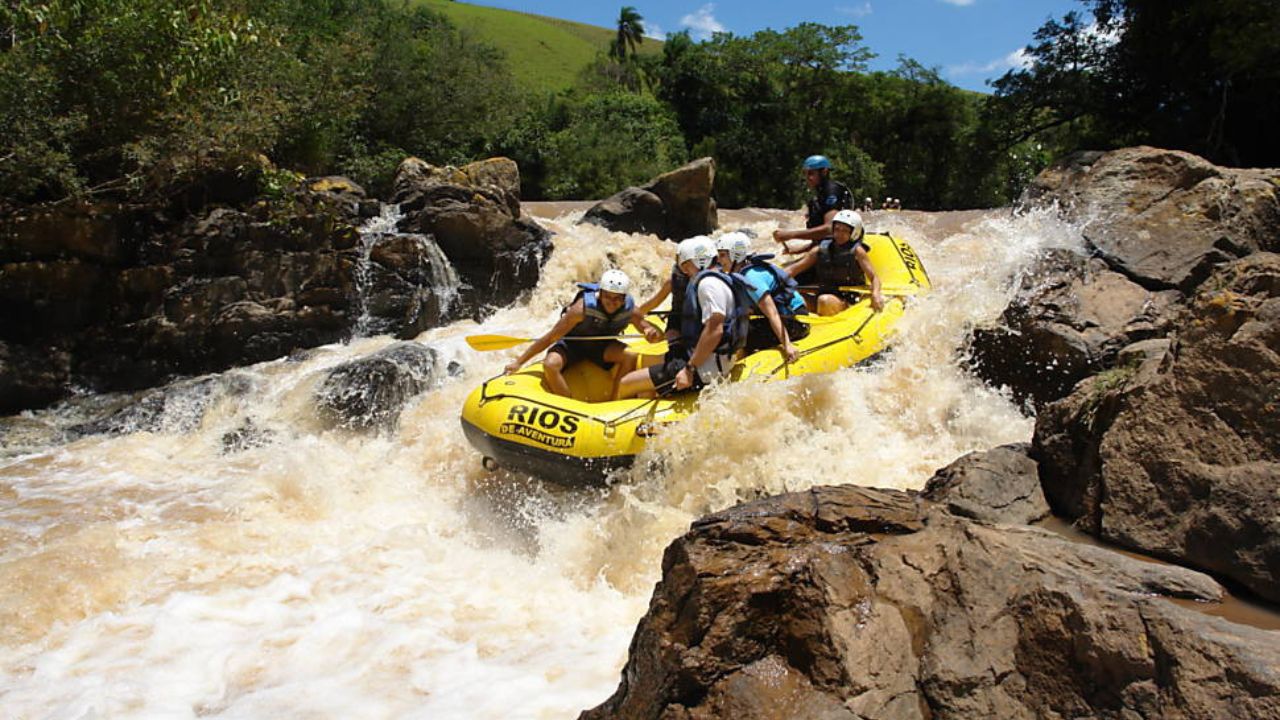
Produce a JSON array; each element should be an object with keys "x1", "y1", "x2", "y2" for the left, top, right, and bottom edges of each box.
[{"x1": 1, "y1": 0, "x2": 1275, "y2": 210}]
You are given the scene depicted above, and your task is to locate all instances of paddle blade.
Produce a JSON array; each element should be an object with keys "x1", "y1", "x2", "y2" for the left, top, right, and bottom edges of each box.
[{"x1": 465, "y1": 334, "x2": 530, "y2": 352}]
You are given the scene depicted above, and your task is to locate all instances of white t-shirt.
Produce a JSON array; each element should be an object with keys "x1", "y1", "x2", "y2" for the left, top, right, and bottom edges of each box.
[{"x1": 694, "y1": 277, "x2": 736, "y2": 382}]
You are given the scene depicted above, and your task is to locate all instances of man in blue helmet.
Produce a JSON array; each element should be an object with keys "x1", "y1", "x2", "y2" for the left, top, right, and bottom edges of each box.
[{"x1": 772, "y1": 154, "x2": 854, "y2": 254}]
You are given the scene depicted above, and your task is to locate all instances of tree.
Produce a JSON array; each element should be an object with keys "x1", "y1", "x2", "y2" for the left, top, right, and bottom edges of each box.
[
  {"x1": 609, "y1": 6, "x2": 645, "y2": 62},
  {"x1": 991, "y1": 0, "x2": 1280, "y2": 167}
]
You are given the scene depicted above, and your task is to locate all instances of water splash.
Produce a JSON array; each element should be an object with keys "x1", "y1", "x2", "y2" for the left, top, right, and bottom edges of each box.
[{"x1": 0, "y1": 205, "x2": 1083, "y2": 718}]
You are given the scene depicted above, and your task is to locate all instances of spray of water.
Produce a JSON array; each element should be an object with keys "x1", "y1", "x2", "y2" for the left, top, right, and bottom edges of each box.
[{"x1": 0, "y1": 206, "x2": 1082, "y2": 718}]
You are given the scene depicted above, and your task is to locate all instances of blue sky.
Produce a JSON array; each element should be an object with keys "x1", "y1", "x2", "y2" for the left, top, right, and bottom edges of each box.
[{"x1": 464, "y1": 0, "x2": 1086, "y2": 92}]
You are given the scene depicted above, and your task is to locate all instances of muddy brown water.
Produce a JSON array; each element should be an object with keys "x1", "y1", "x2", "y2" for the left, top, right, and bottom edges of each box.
[{"x1": 0, "y1": 204, "x2": 1114, "y2": 716}]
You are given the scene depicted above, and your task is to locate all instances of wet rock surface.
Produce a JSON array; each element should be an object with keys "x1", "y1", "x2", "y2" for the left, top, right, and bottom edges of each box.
[
  {"x1": 922, "y1": 443, "x2": 1048, "y2": 525},
  {"x1": 1035, "y1": 253, "x2": 1280, "y2": 602},
  {"x1": 1, "y1": 157, "x2": 541, "y2": 414},
  {"x1": 582, "y1": 158, "x2": 719, "y2": 240},
  {"x1": 393, "y1": 156, "x2": 551, "y2": 312},
  {"x1": 970, "y1": 146, "x2": 1279, "y2": 407},
  {"x1": 583, "y1": 486, "x2": 1280, "y2": 720},
  {"x1": 1023, "y1": 146, "x2": 1280, "y2": 291},
  {"x1": 314, "y1": 341, "x2": 445, "y2": 430}
]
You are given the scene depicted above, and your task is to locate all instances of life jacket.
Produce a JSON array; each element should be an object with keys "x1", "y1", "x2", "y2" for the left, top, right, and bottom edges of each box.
[
  {"x1": 567, "y1": 283, "x2": 635, "y2": 337},
  {"x1": 680, "y1": 269, "x2": 753, "y2": 354},
  {"x1": 805, "y1": 179, "x2": 853, "y2": 228},
  {"x1": 743, "y1": 254, "x2": 805, "y2": 318},
  {"x1": 815, "y1": 237, "x2": 870, "y2": 289},
  {"x1": 668, "y1": 262, "x2": 689, "y2": 329}
]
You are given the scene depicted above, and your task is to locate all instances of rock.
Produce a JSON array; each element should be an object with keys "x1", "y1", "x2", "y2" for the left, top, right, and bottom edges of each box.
[
  {"x1": 581, "y1": 158, "x2": 718, "y2": 240},
  {"x1": 314, "y1": 342, "x2": 444, "y2": 430},
  {"x1": 968, "y1": 250, "x2": 1182, "y2": 406},
  {"x1": 579, "y1": 187, "x2": 667, "y2": 237},
  {"x1": 304, "y1": 176, "x2": 369, "y2": 218},
  {"x1": 1035, "y1": 253, "x2": 1280, "y2": 602},
  {"x1": 360, "y1": 232, "x2": 461, "y2": 338},
  {"x1": 68, "y1": 373, "x2": 253, "y2": 437},
  {"x1": 583, "y1": 486, "x2": 1280, "y2": 719},
  {"x1": 393, "y1": 157, "x2": 551, "y2": 312},
  {"x1": 922, "y1": 443, "x2": 1049, "y2": 525},
  {"x1": 0, "y1": 341, "x2": 71, "y2": 414},
  {"x1": 1022, "y1": 146, "x2": 1280, "y2": 292}
]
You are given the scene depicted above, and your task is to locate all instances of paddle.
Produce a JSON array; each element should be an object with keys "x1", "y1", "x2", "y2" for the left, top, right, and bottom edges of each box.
[{"x1": 466, "y1": 334, "x2": 645, "y2": 352}]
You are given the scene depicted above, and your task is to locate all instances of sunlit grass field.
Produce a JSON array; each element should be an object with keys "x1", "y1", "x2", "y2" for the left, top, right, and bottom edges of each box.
[{"x1": 417, "y1": 0, "x2": 663, "y2": 95}]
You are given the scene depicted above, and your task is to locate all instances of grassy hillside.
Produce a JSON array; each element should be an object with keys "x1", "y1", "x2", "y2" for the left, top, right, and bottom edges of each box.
[{"x1": 416, "y1": 0, "x2": 662, "y2": 95}]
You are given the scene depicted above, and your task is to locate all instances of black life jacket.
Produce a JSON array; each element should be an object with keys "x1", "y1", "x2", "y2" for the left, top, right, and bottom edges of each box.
[
  {"x1": 815, "y1": 237, "x2": 870, "y2": 289},
  {"x1": 743, "y1": 254, "x2": 804, "y2": 318},
  {"x1": 680, "y1": 269, "x2": 753, "y2": 354},
  {"x1": 805, "y1": 179, "x2": 853, "y2": 228},
  {"x1": 668, "y1": 262, "x2": 689, "y2": 329},
  {"x1": 566, "y1": 283, "x2": 635, "y2": 337}
]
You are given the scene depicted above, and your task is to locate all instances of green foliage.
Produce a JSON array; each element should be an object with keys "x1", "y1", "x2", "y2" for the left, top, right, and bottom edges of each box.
[
  {"x1": 543, "y1": 92, "x2": 687, "y2": 200},
  {"x1": 993, "y1": 0, "x2": 1280, "y2": 167},
  {"x1": 0, "y1": 0, "x2": 528, "y2": 205}
]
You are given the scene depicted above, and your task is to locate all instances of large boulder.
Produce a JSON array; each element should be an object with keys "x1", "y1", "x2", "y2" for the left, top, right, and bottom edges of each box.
[
  {"x1": 969, "y1": 250, "x2": 1182, "y2": 406},
  {"x1": 970, "y1": 146, "x2": 1279, "y2": 407},
  {"x1": 393, "y1": 157, "x2": 551, "y2": 312},
  {"x1": 583, "y1": 485, "x2": 1279, "y2": 719},
  {"x1": 314, "y1": 341, "x2": 447, "y2": 430},
  {"x1": 1035, "y1": 253, "x2": 1280, "y2": 602},
  {"x1": 1023, "y1": 146, "x2": 1280, "y2": 291},
  {"x1": 581, "y1": 157, "x2": 718, "y2": 240}
]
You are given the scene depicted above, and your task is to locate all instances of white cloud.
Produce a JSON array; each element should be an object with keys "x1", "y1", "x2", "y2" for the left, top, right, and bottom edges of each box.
[
  {"x1": 645, "y1": 22, "x2": 667, "y2": 41},
  {"x1": 837, "y1": 2, "x2": 873, "y2": 18},
  {"x1": 946, "y1": 47, "x2": 1032, "y2": 77},
  {"x1": 680, "y1": 4, "x2": 725, "y2": 40},
  {"x1": 939, "y1": 0, "x2": 975, "y2": 6}
]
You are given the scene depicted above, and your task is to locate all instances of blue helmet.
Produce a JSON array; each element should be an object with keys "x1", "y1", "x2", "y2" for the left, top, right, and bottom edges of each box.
[{"x1": 802, "y1": 155, "x2": 831, "y2": 170}]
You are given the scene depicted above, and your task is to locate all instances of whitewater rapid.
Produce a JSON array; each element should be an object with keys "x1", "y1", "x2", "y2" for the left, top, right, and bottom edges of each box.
[{"x1": 0, "y1": 206, "x2": 1084, "y2": 718}]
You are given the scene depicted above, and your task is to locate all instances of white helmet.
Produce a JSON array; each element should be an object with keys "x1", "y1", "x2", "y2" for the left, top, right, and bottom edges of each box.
[
  {"x1": 832, "y1": 209, "x2": 864, "y2": 237},
  {"x1": 598, "y1": 268, "x2": 630, "y2": 294},
  {"x1": 677, "y1": 235, "x2": 716, "y2": 270},
  {"x1": 716, "y1": 232, "x2": 752, "y2": 265},
  {"x1": 677, "y1": 235, "x2": 714, "y2": 268}
]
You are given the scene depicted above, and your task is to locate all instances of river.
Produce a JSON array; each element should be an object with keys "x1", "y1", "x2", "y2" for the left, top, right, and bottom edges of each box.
[{"x1": 0, "y1": 205, "x2": 1084, "y2": 718}]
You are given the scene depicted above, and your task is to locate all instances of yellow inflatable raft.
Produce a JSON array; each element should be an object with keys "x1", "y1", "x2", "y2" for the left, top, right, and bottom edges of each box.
[{"x1": 461, "y1": 232, "x2": 930, "y2": 486}]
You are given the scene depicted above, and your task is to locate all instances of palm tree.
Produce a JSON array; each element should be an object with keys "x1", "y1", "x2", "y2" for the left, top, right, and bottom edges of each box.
[{"x1": 610, "y1": 6, "x2": 646, "y2": 62}]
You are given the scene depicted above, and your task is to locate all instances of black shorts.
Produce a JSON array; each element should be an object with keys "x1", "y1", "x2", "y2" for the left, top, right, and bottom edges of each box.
[
  {"x1": 647, "y1": 350, "x2": 694, "y2": 397},
  {"x1": 550, "y1": 339, "x2": 623, "y2": 368},
  {"x1": 744, "y1": 314, "x2": 811, "y2": 353}
]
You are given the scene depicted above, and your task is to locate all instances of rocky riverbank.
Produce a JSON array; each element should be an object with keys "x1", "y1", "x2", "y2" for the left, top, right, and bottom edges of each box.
[
  {"x1": 0, "y1": 158, "x2": 551, "y2": 414},
  {"x1": 583, "y1": 146, "x2": 1280, "y2": 718}
]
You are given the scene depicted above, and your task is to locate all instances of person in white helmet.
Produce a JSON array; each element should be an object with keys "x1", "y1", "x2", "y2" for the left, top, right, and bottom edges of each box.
[
  {"x1": 630, "y1": 237, "x2": 704, "y2": 352},
  {"x1": 504, "y1": 268, "x2": 639, "y2": 398},
  {"x1": 784, "y1": 209, "x2": 884, "y2": 316},
  {"x1": 616, "y1": 236, "x2": 752, "y2": 399},
  {"x1": 716, "y1": 232, "x2": 802, "y2": 362}
]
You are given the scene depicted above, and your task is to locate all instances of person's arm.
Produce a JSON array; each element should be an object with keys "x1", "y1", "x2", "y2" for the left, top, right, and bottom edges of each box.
[
  {"x1": 756, "y1": 293, "x2": 797, "y2": 362},
  {"x1": 772, "y1": 208, "x2": 839, "y2": 252},
  {"x1": 632, "y1": 278, "x2": 671, "y2": 342},
  {"x1": 676, "y1": 313, "x2": 724, "y2": 389},
  {"x1": 782, "y1": 247, "x2": 819, "y2": 279},
  {"x1": 854, "y1": 246, "x2": 884, "y2": 312},
  {"x1": 505, "y1": 301, "x2": 582, "y2": 374}
]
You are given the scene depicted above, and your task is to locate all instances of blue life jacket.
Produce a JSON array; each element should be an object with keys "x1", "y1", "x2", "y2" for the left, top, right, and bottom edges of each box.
[
  {"x1": 680, "y1": 269, "x2": 753, "y2": 354},
  {"x1": 567, "y1": 283, "x2": 635, "y2": 337},
  {"x1": 743, "y1": 254, "x2": 805, "y2": 318}
]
